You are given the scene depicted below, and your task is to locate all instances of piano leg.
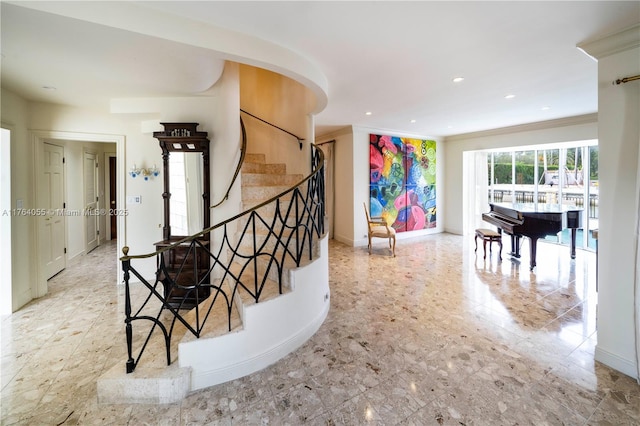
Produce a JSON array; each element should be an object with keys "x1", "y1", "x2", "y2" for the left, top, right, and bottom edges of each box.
[
  {"x1": 510, "y1": 235, "x2": 521, "y2": 258},
  {"x1": 529, "y1": 237, "x2": 538, "y2": 270},
  {"x1": 570, "y1": 228, "x2": 577, "y2": 259}
]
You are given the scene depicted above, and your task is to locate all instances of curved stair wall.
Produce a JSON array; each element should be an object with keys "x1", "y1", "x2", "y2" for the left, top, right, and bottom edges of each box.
[
  {"x1": 98, "y1": 130, "x2": 327, "y2": 404},
  {"x1": 180, "y1": 235, "x2": 329, "y2": 390}
]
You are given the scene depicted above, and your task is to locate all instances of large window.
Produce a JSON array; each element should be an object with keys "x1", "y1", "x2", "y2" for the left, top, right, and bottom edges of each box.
[{"x1": 484, "y1": 142, "x2": 598, "y2": 251}]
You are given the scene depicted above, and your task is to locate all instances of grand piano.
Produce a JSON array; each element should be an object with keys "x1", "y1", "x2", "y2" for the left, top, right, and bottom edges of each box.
[{"x1": 482, "y1": 202, "x2": 583, "y2": 270}]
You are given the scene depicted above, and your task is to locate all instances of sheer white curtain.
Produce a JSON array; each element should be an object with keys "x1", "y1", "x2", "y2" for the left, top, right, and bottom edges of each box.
[
  {"x1": 319, "y1": 142, "x2": 335, "y2": 238},
  {"x1": 464, "y1": 151, "x2": 490, "y2": 235}
]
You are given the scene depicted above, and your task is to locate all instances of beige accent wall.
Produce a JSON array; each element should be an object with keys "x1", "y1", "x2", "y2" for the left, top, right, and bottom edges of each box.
[
  {"x1": 318, "y1": 127, "x2": 355, "y2": 245},
  {"x1": 239, "y1": 64, "x2": 316, "y2": 177}
]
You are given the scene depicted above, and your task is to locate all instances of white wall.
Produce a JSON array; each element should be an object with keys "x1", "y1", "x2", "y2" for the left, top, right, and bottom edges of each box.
[
  {"x1": 1, "y1": 64, "x2": 240, "y2": 309},
  {"x1": 324, "y1": 125, "x2": 444, "y2": 246},
  {"x1": 207, "y1": 63, "x2": 243, "y2": 254},
  {"x1": 1, "y1": 89, "x2": 36, "y2": 310},
  {"x1": 1, "y1": 94, "x2": 119, "y2": 308},
  {"x1": 443, "y1": 115, "x2": 598, "y2": 235},
  {"x1": 579, "y1": 24, "x2": 640, "y2": 379},
  {"x1": 1, "y1": 128, "x2": 12, "y2": 315},
  {"x1": 111, "y1": 77, "x2": 241, "y2": 278}
]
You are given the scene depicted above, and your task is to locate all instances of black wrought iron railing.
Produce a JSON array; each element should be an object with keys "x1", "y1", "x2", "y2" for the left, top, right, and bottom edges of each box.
[
  {"x1": 120, "y1": 118, "x2": 324, "y2": 374},
  {"x1": 489, "y1": 190, "x2": 599, "y2": 219}
]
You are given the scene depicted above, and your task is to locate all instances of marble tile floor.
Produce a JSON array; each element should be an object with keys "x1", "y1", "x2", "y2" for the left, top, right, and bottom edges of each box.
[{"x1": 2, "y1": 233, "x2": 639, "y2": 425}]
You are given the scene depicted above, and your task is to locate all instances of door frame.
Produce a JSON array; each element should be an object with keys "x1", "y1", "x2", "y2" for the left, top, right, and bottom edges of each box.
[
  {"x1": 32, "y1": 130, "x2": 126, "y2": 297},
  {"x1": 105, "y1": 152, "x2": 117, "y2": 241},
  {"x1": 83, "y1": 148, "x2": 99, "y2": 253},
  {"x1": 1, "y1": 127, "x2": 12, "y2": 314}
]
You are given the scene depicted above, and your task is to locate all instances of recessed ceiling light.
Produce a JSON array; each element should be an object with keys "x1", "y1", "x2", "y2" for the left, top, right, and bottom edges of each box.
[
  {"x1": 504, "y1": 94, "x2": 515, "y2": 99},
  {"x1": 541, "y1": 106, "x2": 551, "y2": 111},
  {"x1": 452, "y1": 77, "x2": 464, "y2": 83},
  {"x1": 365, "y1": 111, "x2": 372, "y2": 116},
  {"x1": 42, "y1": 86, "x2": 57, "y2": 91},
  {"x1": 410, "y1": 119, "x2": 416, "y2": 123}
]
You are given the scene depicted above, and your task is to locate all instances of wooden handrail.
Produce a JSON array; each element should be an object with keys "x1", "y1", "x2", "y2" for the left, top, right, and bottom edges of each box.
[
  {"x1": 210, "y1": 115, "x2": 247, "y2": 209},
  {"x1": 240, "y1": 109, "x2": 304, "y2": 150}
]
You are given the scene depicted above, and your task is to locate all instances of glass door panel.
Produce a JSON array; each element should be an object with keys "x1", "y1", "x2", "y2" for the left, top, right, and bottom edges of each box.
[
  {"x1": 587, "y1": 145, "x2": 599, "y2": 250},
  {"x1": 482, "y1": 144, "x2": 597, "y2": 253},
  {"x1": 514, "y1": 150, "x2": 535, "y2": 203},
  {"x1": 493, "y1": 151, "x2": 513, "y2": 202}
]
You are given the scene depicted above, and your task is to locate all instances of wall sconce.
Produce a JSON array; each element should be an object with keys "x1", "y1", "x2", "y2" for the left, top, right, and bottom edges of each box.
[{"x1": 129, "y1": 164, "x2": 160, "y2": 181}]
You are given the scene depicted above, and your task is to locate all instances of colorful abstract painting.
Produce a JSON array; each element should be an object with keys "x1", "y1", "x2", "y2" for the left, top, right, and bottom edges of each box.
[{"x1": 369, "y1": 134, "x2": 436, "y2": 232}]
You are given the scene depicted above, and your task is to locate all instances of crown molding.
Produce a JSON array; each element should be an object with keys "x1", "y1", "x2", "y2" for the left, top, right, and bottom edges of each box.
[
  {"x1": 578, "y1": 24, "x2": 640, "y2": 61},
  {"x1": 444, "y1": 114, "x2": 597, "y2": 142}
]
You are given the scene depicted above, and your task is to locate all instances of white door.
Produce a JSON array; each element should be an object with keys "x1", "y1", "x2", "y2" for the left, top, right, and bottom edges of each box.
[
  {"x1": 40, "y1": 142, "x2": 66, "y2": 279},
  {"x1": 84, "y1": 151, "x2": 99, "y2": 253}
]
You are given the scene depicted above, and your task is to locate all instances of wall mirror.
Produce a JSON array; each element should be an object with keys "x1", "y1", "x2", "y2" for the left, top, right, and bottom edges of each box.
[
  {"x1": 153, "y1": 122, "x2": 211, "y2": 309},
  {"x1": 169, "y1": 152, "x2": 204, "y2": 236},
  {"x1": 153, "y1": 123, "x2": 210, "y2": 241}
]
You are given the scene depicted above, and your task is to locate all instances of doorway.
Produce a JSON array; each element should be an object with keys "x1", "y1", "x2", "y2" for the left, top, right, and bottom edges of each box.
[
  {"x1": 109, "y1": 156, "x2": 117, "y2": 240},
  {"x1": 32, "y1": 130, "x2": 126, "y2": 298},
  {"x1": 84, "y1": 150, "x2": 99, "y2": 253}
]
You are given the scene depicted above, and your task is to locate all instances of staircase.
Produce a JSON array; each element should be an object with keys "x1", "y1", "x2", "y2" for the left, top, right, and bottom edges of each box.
[
  {"x1": 98, "y1": 151, "x2": 330, "y2": 404},
  {"x1": 233, "y1": 153, "x2": 307, "y2": 300}
]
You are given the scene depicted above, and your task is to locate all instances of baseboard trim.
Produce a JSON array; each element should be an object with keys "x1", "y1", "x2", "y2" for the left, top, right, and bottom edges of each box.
[
  {"x1": 189, "y1": 298, "x2": 330, "y2": 390},
  {"x1": 595, "y1": 345, "x2": 639, "y2": 380}
]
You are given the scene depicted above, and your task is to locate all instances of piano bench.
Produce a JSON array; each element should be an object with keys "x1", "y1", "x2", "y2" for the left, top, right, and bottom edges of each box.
[{"x1": 475, "y1": 228, "x2": 502, "y2": 260}]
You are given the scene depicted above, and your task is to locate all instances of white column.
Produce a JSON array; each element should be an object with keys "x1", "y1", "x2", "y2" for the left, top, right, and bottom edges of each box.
[{"x1": 579, "y1": 24, "x2": 640, "y2": 380}]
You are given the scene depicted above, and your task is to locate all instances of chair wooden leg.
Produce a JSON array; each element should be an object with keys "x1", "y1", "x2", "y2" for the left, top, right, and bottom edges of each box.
[{"x1": 391, "y1": 237, "x2": 396, "y2": 257}]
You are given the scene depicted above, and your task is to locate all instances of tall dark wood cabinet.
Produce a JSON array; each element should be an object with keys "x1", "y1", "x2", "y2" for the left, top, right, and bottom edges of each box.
[{"x1": 153, "y1": 123, "x2": 211, "y2": 309}]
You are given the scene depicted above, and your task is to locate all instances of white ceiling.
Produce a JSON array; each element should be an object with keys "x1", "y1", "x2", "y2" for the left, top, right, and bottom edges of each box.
[{"x1": 2, "y1": 1, "x2": 639, "y2": 137}]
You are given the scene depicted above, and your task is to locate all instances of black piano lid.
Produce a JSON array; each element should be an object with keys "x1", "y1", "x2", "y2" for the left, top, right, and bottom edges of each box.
[{"x1": 490, "y1": 202, "x2": 582, "y2": 213}]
